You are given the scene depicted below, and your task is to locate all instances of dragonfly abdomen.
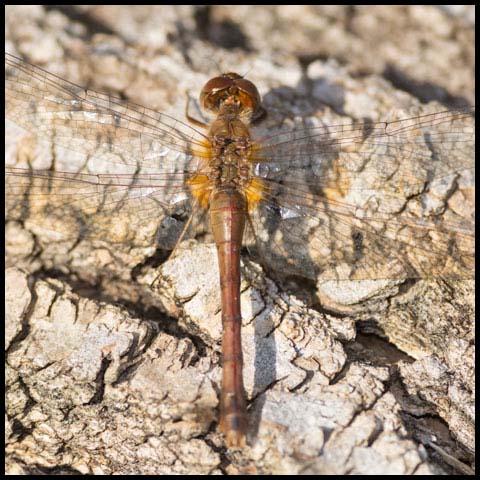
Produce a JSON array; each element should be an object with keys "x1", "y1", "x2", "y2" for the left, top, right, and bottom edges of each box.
[{"x1": 209, "y1": 187, "x2": 248, "y2": 448}]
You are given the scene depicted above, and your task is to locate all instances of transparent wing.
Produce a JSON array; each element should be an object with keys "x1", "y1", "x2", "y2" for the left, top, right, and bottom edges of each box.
[
  {"x1": 253, "y1": 108, "x2": 474, "y2": 195},
  {"x1": 5, "y1": 52, "x2": 210, "y2": 174},
  {"x1": 248, "y1": 107, "x2": 475, "y2": 281},
  {"x1": 5, "y1": 52, "x2": 213, "y2": 247},
  {"x1": 5, "y1": 166, "x2": 203, "y2": 249}
]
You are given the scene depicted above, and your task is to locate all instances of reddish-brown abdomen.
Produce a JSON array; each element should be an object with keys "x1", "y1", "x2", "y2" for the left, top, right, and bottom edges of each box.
[{"x1": 209, "y1": 187, "x2": 248, "y2": 447}]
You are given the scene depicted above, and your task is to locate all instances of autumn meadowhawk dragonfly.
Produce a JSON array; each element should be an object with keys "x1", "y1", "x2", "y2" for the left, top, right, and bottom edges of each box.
[{"x1": 5, "y1": 52, "x2": 475, "y2": 447}]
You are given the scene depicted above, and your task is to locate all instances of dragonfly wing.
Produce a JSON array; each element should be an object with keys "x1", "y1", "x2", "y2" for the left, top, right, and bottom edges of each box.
[
  {"x1": 5, "y1": 53, "x2": 210, "y2": 174},
  {"x1": 6, "y1": 167, "x2": 196, "y2": 250},
  {"x1": 5, "y1": 53, "x2": 212, "y2": 249},
  {"x1": 248, "y1": 107, "x2": 475, "y2": 282}
]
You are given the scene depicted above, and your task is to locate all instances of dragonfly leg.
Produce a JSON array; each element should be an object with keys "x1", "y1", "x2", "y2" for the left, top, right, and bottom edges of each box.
[
  {"x1": 168, "y1": 197, "x2": 200, "y2": 261},
  {"x1": 185, "y1": 93, "x2": 209, "y2": 129}
]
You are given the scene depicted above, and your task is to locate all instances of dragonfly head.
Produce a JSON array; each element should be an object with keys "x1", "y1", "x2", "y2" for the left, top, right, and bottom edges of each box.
[{"x1": 200, "y1": 72, "x2": 262, "y2": 119}]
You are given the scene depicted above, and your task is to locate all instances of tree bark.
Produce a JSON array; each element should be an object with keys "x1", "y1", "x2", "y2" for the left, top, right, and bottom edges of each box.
[{"x1": 5, "y1": 5, "x2": 474, "y2": 475}]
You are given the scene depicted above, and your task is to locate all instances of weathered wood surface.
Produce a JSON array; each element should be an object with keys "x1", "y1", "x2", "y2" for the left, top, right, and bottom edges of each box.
[{"x1": 5, "y1": 5, "x2": 474, "y2": 475}]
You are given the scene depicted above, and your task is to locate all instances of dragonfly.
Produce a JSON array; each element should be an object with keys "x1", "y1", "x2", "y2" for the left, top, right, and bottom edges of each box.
[{"x1": 5, "y1": 52, "x2": 475, "y2": 448}]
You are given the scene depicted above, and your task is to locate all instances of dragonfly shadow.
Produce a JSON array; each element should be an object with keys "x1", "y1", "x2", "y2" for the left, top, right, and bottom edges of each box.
[
  {"x1": 245, "y1": 70, "x2": 354, "y2": 284},
  {"x1": 250, "y1": 281, "x2": 277, "y2": 442},
  {"x1": 248, "y1": 71, "x2": 475, "y2": 289},
  {"x1": 261, "y1": 70, "x2": 347, "y2": 121}
]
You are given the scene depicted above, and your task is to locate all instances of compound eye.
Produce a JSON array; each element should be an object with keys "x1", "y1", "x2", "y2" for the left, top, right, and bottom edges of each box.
[
  {"x1": 200, "y1": 76, "x2": 235, "y2": 111},
  {"x1": 233, "y1": 78, "x2": 261, "y2": 109},
  {"x1": 202, "y1": 76, "x2": 234, "y2": 95},
  {"x1": 199, "y1": 73, "x2": 262, "y2": 115}
]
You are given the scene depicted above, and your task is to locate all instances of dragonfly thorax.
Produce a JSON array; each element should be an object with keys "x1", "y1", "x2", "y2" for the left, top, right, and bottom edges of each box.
[
  {"x1": 210, "y1": 149, "x2": 252, "y2": 188},
  {"x1": 208, "y1": 113, "x2": 253, "y2": 188}
]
